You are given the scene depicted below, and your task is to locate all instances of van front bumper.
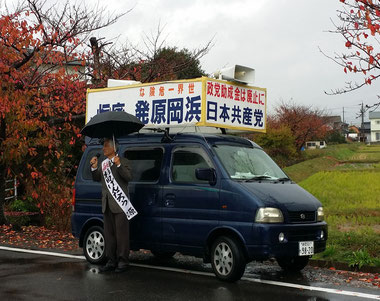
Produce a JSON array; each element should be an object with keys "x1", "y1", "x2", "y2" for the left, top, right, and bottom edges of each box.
[{"x1": 246, "y1": 222, "x2": 328, "y2": 260}]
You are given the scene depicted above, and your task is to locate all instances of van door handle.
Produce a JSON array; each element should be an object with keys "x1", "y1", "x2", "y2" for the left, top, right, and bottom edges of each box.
[
  {"x1": 148, "y1": 193, "x2": 157, "y2": 206},
  {"x1": 164, "y1": 194, "x2": 175, "y2": 207}
]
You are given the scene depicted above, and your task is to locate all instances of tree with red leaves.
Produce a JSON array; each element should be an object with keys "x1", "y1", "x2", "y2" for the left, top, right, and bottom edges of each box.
[
  {"x1": 326, "y1": 0, "x2": 380, "y2": 94},
  {"x1": 0, "y1": 1, "x2": 211, "y2": 228},
  {"x1": 0, "y1": 0, "x2": 124, "y2": 225},
  {"x1": 270, "y1": 102, "x2": 329, "y2": 151}
]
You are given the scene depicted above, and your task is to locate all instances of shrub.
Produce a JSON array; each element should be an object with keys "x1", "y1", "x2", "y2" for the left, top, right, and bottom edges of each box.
[
  {"x1": 325, "y1": 130, "x2": 346, "y2": 144},
  {"x1": 348, "y1": 248, "x2": 376, "y2": 269},
  {"x1": 9, "y1": 198, "x2": 38, "y2": 213},
  {"x1": 6, "y1": 215, "x2": 31, "y2": 230},
  {"x1": 251, "y1": 126, "x2": 298, "y2": 167},
  {"x1": 25, "y1": 177, "x2": 73, "y2": 232}
]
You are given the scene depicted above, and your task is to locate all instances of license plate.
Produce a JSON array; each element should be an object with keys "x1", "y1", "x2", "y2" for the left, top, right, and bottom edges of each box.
[{"x1": 298, "y1": 241, "x2": 314, "y2": 256}]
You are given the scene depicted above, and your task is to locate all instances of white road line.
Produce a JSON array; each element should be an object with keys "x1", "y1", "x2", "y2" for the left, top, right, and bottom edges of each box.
[
  {"x1": 1, "y1": 246, "x2": 379, "y2": 300},
  {"x1": 0, "y1": 246, "x2": 86, "y2": 260},
  {"x1": 242, "y1": 278, "x2": 380, "y2": 300}
]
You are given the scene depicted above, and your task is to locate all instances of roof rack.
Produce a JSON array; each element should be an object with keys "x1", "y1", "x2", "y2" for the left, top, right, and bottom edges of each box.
[{"x1": 140, "y1": 126, "x2": 242, "y2": 135}]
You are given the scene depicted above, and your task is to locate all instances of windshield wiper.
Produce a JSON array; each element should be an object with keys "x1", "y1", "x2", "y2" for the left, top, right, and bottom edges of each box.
[
  {"x1": 276, "y1": 177, "x2": 291, "y2": 182},
  {"x1": 243, "y1": 175, "x2": 273, "y2": 182}
]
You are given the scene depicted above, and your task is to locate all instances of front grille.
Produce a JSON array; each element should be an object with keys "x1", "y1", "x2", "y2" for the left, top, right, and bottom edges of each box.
[
  {"x1": 287, "y1": 228, "x2": 319, "y2": 242},
  {"x1": 288, "y1": 211, "x2": 316, "y2": 223}
]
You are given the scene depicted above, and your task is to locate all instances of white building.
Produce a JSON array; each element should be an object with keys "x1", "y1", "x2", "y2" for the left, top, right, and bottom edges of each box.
[
  {"x1": 305, "y1": 141, "x2": 327, "y2": 149},
  {"x1": 369, "y1": 111, "x2": 380, "y2": 143}
]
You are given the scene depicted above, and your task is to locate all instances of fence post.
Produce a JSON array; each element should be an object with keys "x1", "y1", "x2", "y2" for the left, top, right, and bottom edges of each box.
[
  {"x1": 14, "y1": 177, "x2": 17, "y2": 201},
  {"x1": 5, "y1": 177, "x2": 17, "y2": 202}
]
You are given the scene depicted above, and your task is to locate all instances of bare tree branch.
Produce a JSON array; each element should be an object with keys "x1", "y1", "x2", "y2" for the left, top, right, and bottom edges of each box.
[{"x1": 322, "y1": 0, "x2": 380, "y2": 96}]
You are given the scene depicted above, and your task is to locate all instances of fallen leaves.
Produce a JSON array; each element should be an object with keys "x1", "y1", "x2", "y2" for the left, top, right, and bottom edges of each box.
[
  {"x1": 0, "y1": 225, "x2": 80, "y2": 252},
  {"x1": 335, "y1": 270, "x2": 380, "y2": 288}
]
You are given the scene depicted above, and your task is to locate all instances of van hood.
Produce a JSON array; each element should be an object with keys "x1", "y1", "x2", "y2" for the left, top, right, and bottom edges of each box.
[{"x1": 240, "y1": 181, "x2": 321, "y2": 211}]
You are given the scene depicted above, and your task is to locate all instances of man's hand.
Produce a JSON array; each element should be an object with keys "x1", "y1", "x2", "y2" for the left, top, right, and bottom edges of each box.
[
  {"x1": 114, "y1": 155, "x2": 120, "y2": 167},
  {"x1": 90, "y1": 156, "x2": 98, "y2": 169}
]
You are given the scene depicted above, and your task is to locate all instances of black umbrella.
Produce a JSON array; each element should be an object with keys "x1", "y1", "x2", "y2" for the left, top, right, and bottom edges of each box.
[{"x1": 81, "y1": 111, "x2": 144, "y2": 139}]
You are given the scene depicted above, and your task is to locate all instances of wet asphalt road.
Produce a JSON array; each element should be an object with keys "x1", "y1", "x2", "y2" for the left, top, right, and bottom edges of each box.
[{"x1": 0, "y1": 249, "x2": 379, "y2": 301}]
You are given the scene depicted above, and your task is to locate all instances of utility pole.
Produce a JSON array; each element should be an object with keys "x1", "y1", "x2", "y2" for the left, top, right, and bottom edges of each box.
[
  {"x1": 361, "y1": 102, "x2": 365, "y2": 128},
  {"x1": 358, "y1": 102, "x2": 366, "y2": 142},
  {"x1": 341, "y1": 106, "x2": 348, "y2": 139}
]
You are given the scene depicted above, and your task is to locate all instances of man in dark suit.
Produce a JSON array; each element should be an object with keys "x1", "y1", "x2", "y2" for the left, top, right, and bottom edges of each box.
[{"x1": 90, "y1": 138, "x2": 132, "y2": 273}]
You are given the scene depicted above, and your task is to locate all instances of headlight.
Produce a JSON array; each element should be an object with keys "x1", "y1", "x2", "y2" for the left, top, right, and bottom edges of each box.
[
  {"x1": 255, "y1": 207, "x2": 284, "y2": 223},
  {"x1": 317, "y1": 207, "x2": 324, "y2": 221}
]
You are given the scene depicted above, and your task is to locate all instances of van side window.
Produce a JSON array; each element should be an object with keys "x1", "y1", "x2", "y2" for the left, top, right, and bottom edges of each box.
[
  {"x1": 124, "y1": 148, "x2": 164, "y2": 182},
  {"x1": 171, "y1": 146, "x2": 213, "y2": 183},
  {"x1": 82, "y1": 148, "x2": 105, "y2": 180}
]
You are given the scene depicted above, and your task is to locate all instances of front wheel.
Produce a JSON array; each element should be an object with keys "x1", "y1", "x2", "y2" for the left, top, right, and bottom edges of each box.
[
  {"x1": 276, "y1": 256, "x2": 309, "y2": 272},
  {"x1": 211, "y1": 236, "x2": 246, "y2": 282},
  {"x1": 83, "y1": 226, "x2": 106, "y2": 264}
]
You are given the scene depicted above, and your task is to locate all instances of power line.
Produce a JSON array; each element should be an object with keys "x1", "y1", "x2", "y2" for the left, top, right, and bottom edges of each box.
[
  {"x1": 366, "y1": 102, "x2": 380, "y2": 112},
  {"x1": 328, "y1": 106, "x2": 358, "y2": 110}
]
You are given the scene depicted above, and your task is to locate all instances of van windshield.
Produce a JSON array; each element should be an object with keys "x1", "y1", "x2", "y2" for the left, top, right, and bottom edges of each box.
[{"x1": 213, "y1": 144, "x2": 288, "y2": 181}]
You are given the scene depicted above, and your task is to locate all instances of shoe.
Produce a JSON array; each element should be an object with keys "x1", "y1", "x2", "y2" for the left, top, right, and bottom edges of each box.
[
  {"x1": 115, "y1": 262, "x2": 129, "y2": 273},
  {"x1": 115, "y1": 267, "x2": 128, "y2": 273},
  {"x1": 99, "y1": 261, "x2": 116, "y2": 273}
]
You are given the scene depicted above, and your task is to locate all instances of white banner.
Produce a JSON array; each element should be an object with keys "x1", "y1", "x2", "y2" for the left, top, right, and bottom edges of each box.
[
  {"x1": 86, "y1": 77, "x2": 267, "y2": 133},
  {"x1": 86, "y1": 81, "x2": 203, "y2": 128},
  {"x1": 102, "y1": 159, "x2": 137, "y2": 220}
]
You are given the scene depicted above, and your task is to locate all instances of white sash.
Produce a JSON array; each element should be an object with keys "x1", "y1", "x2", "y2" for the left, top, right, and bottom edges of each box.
[{"x1": 102, "y1": 158, "x2": 138, "y2": 220}]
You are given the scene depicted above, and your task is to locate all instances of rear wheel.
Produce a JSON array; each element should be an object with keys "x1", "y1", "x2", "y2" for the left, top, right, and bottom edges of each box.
[
  {"x1": 83, "y1": 226, "x2": 106, "y2": 264},
  {"x1": 210, "y1": 236, "x2": 246, "y2": 282},
  {"x1": 276, "y1": 256, "x2": 309, "y2": 272}
]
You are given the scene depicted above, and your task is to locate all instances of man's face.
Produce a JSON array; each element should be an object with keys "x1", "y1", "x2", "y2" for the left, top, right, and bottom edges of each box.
[{"x1": 103, "y1": 140, "x2": 115, "y2": 158}]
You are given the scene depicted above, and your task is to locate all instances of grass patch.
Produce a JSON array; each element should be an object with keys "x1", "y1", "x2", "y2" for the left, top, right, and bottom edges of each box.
[
  {"x1": 345, "y1": 145, "x2": 380, "y2": 163},
  {"x1": 302, "y1": 143, "x2": 359, "y2": 161},
  {"x1": 313, "y1": 229, "x2": 380, "y2": 267},
  {"x1": 284, "y1": 157, "x2": 338, "y2": 183},
  {"x1": 298, "y1": 170, "x2": 380, "y2": 267},
  {"x1": 283, "y1": 144, "x2": 371, "y2": 183},
  {"x1": 285, "y1": 144, "x2": 380, "y2": 268},
  {"x1": 334, "y1": 163, "x2": 376, "y2": 170},
  {"x1": 299, "y1": 171, "x2": 380, "y2": 210}
]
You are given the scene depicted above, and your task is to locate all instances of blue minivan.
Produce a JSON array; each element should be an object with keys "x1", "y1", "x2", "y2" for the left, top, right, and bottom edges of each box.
[{"x1": 71, "y1": 132, "x2": 327, "y2": 282}]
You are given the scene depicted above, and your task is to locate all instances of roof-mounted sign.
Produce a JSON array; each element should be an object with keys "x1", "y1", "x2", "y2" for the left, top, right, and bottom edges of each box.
[{"x1": 86, "y1": 77, "x2": 266, "y2": 132}]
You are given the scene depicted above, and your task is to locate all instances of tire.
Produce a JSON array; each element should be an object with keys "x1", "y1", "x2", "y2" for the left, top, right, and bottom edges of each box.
[
  {"x1": 151, "y1": 251, "x2": 176, "y2": 259},
  {"x1": 83, "y1": 226, "x2": 106, "y2": 264},
  {"x1": 276, "y1": 256, "x2": 309, "y2": 272},
  {"x1": 210, "y1": 236, "x2": 246, "y2": 282}
]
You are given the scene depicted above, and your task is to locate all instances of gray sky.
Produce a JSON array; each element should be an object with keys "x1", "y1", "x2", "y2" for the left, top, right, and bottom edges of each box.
[
  {"x1": 95, "y1": 0, "x2": 380, "y2": 126},
  {"x1": 94, "y1": 0, "x2": 380, "y2": 126},
  {"x1": 5, "y1": 0, "x2": 379, "y2": 125}
]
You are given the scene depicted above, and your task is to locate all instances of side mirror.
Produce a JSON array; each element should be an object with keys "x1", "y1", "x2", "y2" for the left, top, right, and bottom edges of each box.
[{"x1": 195, "y1": 168, "x2": 217, "y2": 186}]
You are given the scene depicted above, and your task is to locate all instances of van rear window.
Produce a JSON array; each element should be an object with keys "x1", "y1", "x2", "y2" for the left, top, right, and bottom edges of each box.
[{"x1": 82, "y1": 148, "x2": 105, "y2": 180}]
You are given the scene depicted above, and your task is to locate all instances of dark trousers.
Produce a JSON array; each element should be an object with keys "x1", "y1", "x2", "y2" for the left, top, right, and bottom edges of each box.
[{"x1": 103, "y1": 205, "x2": 130, "y2": 265}]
